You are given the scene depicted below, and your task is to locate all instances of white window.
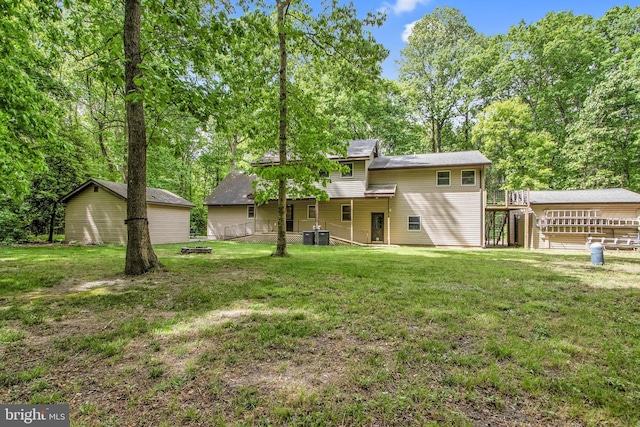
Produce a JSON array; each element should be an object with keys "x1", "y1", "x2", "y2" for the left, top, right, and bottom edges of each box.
[
  {"x1": 461, "y1": 170, "x2": 476, "y2": 186},
  {"x1": 341, "y1": 205, "x2": 351, "y2": 222},
  {"x1": 319, "y1": 170, "x2": 329, "y2": 178},
  {"x1": 436, "y1": 170, "x2": 451, "y2": 187},
  {"x1": 247, "y1": 205, "x2": 255, "y2": 219},
  {"x1": 307, "y1": 205, "x2": 316, "y2": 219},
  {"x1": 341, "y1": 163, "x2": 353, "y2": 178},
  {"x1": 408, "y1": 215, "x2": 421, "y2": 231}
]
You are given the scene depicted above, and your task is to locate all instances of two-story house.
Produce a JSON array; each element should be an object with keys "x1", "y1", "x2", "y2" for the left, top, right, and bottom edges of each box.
[{"x1": 205, "y1": 139, "x2": 491, "y2": 247}]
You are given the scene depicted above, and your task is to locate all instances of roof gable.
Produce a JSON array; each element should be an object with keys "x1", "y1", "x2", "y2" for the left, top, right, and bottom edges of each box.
[
  {"x1": 204, "y1": 170, "x2": 256, "y2": 206},
  {"x1": 61, "y1": 179, "x2": 195, "y2": 207},
  {"x1": 369, "y1": 150, "x2": 491, "y2": 170}
]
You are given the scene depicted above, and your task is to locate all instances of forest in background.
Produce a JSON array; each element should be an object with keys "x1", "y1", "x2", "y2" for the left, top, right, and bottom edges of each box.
[{"x1": 1, "y1": 1, "x2": 638, "y2": 243}]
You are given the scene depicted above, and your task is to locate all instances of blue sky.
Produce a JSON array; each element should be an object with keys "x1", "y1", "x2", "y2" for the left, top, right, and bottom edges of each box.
[{"x1": 307, "y1": 0, "x2": 640, "y2": 79}]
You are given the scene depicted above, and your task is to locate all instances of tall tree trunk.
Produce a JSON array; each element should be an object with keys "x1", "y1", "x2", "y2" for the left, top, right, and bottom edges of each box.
[
  {"x1": 274, "y1": 0, "x2": 290, "y2": 257},
  {"x1": 436, "y1": 119, "x2": 444, "y2": 153},
  {"x1": 430, "y1": 118, "x2": 436, "y2": 153},
  {"x1": 229, "y1": 134, "x2": 238, "y2": 171},
  {"x1": 98, "y1": 122, "x2": 116, "y2": 174},
  {"x1": 124, "y1": 0, "x2": 159, "y2": 275},
  {"x1": 464, "y1": 110, "x2": 470, "y2": 148},
  {"x1": 47, "y1": 201, "x2": 56, "y2": 243}
]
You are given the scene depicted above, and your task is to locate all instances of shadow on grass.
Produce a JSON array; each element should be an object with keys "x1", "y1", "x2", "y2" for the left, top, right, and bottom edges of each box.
[{"x1": 1, "y1": 243, "x2": 640, "y2": 424}]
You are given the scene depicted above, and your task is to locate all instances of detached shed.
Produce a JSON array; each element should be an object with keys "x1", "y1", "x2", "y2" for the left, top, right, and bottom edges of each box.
[
  {"x1": 62, "y1": 178, "x2": 195, "y2": 245},
  {"x1": 515, "y1": 189, "x2": 640, "y2": 249}
]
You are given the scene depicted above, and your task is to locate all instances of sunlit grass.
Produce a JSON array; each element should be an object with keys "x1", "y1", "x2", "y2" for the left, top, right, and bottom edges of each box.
[{"x1": 0, "y1": 242, "x2": 639, "y2": 425}]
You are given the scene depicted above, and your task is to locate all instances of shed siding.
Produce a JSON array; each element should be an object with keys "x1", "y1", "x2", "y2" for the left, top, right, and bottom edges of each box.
[
  {"x1": 65, "y1": 186, "x2": 192, "y2": 245},
  {"x1": 147, "y1": 205, "x2": 191, "y2": 244},
  {"x1": 530, "y1": 203, "x2": 640, "y2": 249},
  {"x1": 64, "y1": 187, "x2": 127, "y2": 244},
  {"x1": 370, "y1": 167, "x2": 483, "y2": 246}
]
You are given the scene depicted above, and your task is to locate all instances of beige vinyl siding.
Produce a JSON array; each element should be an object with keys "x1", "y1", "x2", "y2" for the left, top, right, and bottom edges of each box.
[
  {"x1": 323, "y1": 160, "x2": 367, "y2": 199},
  {"x1": 313, "y1": 198, "x2": 389, "y2": 242},
  {"x1": 370, "y1": 167, "x2": 483, "y2": 247},
  {"x1": 208, "y1": 206, "x2": 256, "y2": 239},
  {"x1": 351, "y1": 199, "x2": 388, "y2": 242},
  {"x1": 530, "y1": 203, "x2": 640, "y2": 249},
  {"x1": 64, "y1": 187, "x2": 127, "y2": 244},
  {"x1": 148, "y1": 205, "x2": 191, "y2": 244},
  {"x1": 331, "y1": 159, "x2": 366, "y2": 181}
]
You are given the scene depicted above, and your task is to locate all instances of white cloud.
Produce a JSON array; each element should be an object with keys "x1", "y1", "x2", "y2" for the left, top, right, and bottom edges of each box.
[
  {"x1": 401, "y1": 20, "x2": 418, "y2": 42},
  {"x1": 391, "y1": 0, "x2": 430, "y2": 14}
]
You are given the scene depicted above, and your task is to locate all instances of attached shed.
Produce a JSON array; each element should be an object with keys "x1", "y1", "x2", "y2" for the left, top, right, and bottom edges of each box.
[
  {"x1": 522, "y1": 189, "x2": 640, "y2": 249},
  {"x1": 62, "y1": 178, "x2": 195, "y2": 245}
]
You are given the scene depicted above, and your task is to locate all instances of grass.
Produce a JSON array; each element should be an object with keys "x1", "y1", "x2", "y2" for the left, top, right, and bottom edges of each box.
[{"x1": 1, "y1": 242, "x2": 639, "y2": 425}]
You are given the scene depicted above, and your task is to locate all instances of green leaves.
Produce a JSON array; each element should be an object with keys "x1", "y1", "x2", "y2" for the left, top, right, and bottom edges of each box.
[
  {"x1": 248, "y1": 0, "x2": 387, "y2": 203},
  {"x1": 564, "y1": 53, "x2": 640, "y2": 191},
  {"x1": 0, "y1": 0, "x2": 63, "y2": 198},
  {"x1": 398, "y1": 7, "x2": 480, "y2": 153},
  {"x1": 473, "y1": 99, "x2": 555, "y2": 190}
]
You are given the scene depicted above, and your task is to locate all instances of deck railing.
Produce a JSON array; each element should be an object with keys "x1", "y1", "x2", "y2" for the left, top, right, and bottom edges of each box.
[
  {"x1": 222, "y1": 220, "x2": 370, "y2": 244},
  {"x1": 486, "y1": 190, "x2": 529, "y2": 207},
  {"x1": 537, "y1": 210, "x2": 640, "y2": 234}
]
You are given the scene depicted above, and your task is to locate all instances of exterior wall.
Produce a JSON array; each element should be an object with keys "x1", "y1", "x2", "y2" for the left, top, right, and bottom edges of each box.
[
  {"x1": 207, "y1": 205, "x2": 256, "y2": 239},
  {"x1": 147, "y1": 205, "x2": 191, "y2": 244},
  {"x1": 65, "y1": 186, "x2": 191, "y2": 245},
  {"x1": 529, "y1": 204, "x2": 640, "y2": 249},
  {"x1": 370, "y1": 167, "x2": 484, "y2": 247},
  {"x1": 206, "y1": 164, "x2": 485, "y2": 247},
  {"x1": 64, "y1": 187, "x2": 127, "y2": 244},
  {"x1": 323, "y1": 160, "x2": 367, "y2": 198}
]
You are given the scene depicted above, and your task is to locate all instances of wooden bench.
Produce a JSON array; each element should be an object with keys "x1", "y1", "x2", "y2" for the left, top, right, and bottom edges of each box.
[{"x1": 587, "y1": 236, "x2": 640, "y2": 250}]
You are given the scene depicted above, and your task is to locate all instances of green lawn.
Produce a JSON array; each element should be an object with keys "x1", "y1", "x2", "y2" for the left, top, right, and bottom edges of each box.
[{"x1": 1, "y1": 242, "x2": 639, "y2": 426}]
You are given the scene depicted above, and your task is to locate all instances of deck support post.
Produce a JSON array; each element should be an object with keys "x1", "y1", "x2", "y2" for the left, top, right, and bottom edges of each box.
[
  {"x1": 387, "y1": 197, "x2": 391, "y2": 246},
  {"x1": 524, "y1": 211, "x2": 529, "y2": 249},
  {"x1": 350, "y1": 199, "x2": 354, "y2": 245}
]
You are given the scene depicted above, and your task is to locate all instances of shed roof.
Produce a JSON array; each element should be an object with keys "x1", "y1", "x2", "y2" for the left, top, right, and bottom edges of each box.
[
  {"x1": 61, "y1": 178, "x2": 195, "y2": 207},
  {"x1": 369, "y1": 150, "x2": 491, "y2": 170},
  {"x1": 529, "y1": 188, "x2": 640, "y2": 205},
  {"x1": 204, "y1": 170, "x2": 256, "y2": 206}
]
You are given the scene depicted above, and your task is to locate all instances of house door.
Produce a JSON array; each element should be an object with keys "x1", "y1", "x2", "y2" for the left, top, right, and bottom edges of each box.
[
  {"x1": 286, "y1": 204, "x2": 294, "y2": 232},
  {"x1": 371, "y1": 213, "x2": 384, "y2": 242}
]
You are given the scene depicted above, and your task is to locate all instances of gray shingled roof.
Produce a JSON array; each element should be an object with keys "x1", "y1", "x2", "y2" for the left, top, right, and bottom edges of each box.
[
  {"x1": 256, "y1": 139, "x2": 379, "y2": 164},
  {"x1": 369, "y1": 150, "x2": 491, "y2": 170},
  {"x1": 529, "y1": 188, "x2": 640, "y2": 205},
  {"x1": 204, "y1": 170, "x2": 256, "y2": 206},
  {"x1": 328, "y1": 139, "x2": 378, "y2": 159},
  {"x1": 365, "y1": 184, "x2": 397, "y2": 197},
  {"x1": 61, "y1": 179, "x2": 195, "y2": 207}
]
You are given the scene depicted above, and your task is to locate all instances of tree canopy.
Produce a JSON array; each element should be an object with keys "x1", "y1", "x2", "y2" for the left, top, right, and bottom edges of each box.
[{"x1": 1, "y1": 2, "x2": 639, "y2": 248}]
